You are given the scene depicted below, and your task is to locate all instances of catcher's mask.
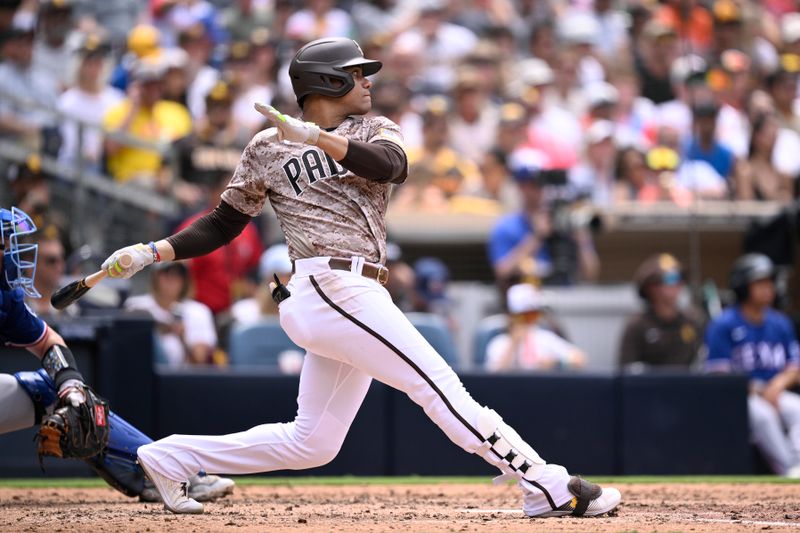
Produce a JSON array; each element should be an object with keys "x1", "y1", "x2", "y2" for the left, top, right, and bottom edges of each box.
[
  {"x1": 0, "y1": 206, "x2": 40, "y2": 297},
  {"x1": 289, "y1": 37, "x2": 382, "y2": 108}
]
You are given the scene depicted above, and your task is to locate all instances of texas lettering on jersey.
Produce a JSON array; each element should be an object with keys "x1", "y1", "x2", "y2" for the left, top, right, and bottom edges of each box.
[{"x1": 282, "y1": 148, "x2": 346, "y2": 196}]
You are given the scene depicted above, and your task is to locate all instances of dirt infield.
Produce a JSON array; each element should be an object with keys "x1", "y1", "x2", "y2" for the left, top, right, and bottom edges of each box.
[{"x1": 2, "y1": 481, "x2": 800, "y2": 532}]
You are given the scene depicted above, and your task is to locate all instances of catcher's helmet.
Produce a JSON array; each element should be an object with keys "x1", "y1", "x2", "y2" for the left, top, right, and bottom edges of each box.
[
  {"x1": 0, "y1": 207, "x2": 40, "y2": 298},
  {"x1": 729, "y1": 253, "x2": 775, "y2": 303},
  {"x1": 289, "y1": 38, "x2": 382, "y2": 108}
]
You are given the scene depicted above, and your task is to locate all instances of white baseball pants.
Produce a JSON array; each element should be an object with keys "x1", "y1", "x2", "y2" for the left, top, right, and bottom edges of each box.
[
  {"x1": 138, "y1": 257, "x2": 571, "y2": 513},
  {"x1": 749, "y1": 391, "x2": 800, "y2": 474}
]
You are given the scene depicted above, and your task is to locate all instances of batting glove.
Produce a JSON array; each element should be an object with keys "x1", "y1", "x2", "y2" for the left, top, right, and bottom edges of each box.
[
  {"x1": 102, "y1": 243, "x2": 154, "y2": 279},
  {"x1": 255, "y1": 103, "x2": 320, "y2": 145}
]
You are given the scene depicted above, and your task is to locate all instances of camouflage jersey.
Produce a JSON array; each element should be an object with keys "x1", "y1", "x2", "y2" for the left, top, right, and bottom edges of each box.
[{"x1": 222, "y1": 115, "x2": 404, "y2": 265}]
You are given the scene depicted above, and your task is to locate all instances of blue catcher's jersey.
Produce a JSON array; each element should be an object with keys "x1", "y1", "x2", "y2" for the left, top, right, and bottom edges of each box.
[
  {"x1": 0, "y1": 287, "x2": 47, "y2": 347},
  {"x1": 704, "y1": 306, "x2": 800, "y2": 382}
]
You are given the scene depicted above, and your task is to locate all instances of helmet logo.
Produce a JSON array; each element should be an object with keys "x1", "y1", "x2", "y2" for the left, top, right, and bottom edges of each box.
[{"x1": 353, "y1": 40, "x2": 363, "y2": 57}]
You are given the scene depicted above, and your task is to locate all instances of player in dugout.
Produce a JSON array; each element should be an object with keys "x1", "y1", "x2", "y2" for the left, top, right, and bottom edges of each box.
[
  {"x1": 0, "y1": 206, "x2": 235, "y2": 502},
  {"x1": 101, "y1": 38, "x2": 621, "y2": 517}
]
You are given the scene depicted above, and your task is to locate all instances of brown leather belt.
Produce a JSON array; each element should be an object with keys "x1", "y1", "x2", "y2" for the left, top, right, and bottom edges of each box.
[
  {"x1": 328, "y1": 257, "x2": 389, "y2": 285},
  {"x1": 292, "y1": 258, "x2": 390, "y2": 285}
]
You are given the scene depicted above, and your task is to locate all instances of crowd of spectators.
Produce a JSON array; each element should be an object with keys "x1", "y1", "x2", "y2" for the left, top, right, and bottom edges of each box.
[{"x1": 2, "y1": 3, "x2": 800, "y2": 367}]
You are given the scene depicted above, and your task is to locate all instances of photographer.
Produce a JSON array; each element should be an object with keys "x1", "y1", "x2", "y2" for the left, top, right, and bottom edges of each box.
[{"x1": 488, "y1": 148, "x2": 600, "y2": 287}]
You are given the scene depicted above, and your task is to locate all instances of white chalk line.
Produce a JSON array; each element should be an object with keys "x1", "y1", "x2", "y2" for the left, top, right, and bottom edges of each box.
[{"x1": 460, "y1": 510, "x2": 800, "y2": 528}]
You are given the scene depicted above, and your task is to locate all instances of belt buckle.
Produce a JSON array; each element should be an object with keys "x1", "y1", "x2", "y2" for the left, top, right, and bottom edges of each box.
[{"x1": 376, "y1": 266, "x2": 389, "y2": 285}]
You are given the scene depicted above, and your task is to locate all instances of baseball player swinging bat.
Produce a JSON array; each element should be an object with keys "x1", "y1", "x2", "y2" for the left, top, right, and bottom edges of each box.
[{"x1": 51, "y1": 253, "x2": 132, "y2": 310}]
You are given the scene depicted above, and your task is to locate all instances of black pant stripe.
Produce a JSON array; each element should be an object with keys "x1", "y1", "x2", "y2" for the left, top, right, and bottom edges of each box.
[{"x1": 309, "y1": 275, "x2": 557, "y2": 510}]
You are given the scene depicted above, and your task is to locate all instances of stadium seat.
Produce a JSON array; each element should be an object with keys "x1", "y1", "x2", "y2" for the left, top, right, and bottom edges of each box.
[
  {"x1": 471, "y1": 314, "x2": 508, "y2": 367},
  {"x1": 405, "y1": 312, "x2": 460, "y2": 367},
  {"x1": 228, "y1": 317, "x2": 302, "y2": 367}
]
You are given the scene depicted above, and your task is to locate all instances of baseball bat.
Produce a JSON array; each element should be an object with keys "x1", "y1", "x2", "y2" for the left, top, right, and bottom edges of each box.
[{"x1": 50, "y1": 253, "x2": 133, "y2": 310}]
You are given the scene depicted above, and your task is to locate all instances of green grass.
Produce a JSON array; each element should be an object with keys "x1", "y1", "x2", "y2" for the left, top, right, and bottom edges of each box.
[{"x1": 0, "y1": 475, "x2": 797, "y2": 489}]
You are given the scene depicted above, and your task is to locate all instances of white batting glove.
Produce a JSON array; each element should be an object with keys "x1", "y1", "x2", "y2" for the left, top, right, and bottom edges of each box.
[
  {"x1": 254, "y1": 102, "x2": 320, "y2": 145},
  {"x1": 102, "y1": 243, "x2": 154, "y2": 279}
]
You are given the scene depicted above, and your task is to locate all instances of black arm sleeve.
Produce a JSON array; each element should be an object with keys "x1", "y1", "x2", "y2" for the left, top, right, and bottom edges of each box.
[
  {"x1": 338, "y1": 140, "x2": 408, "y2": 184},
  {"x1": 166, "y1": 200, "x2": 252, "y2": 260}
]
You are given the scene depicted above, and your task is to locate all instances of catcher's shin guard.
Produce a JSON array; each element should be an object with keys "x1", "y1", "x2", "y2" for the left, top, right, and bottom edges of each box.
[
  {"x1": 85, "y1": 411, "x2": 152, "y2": 497},
  {"x1": 476, "y1": 407, "x2": 546, "y2": 480},
  {"x1": 14, "y1": 370, "x2": 57, "y2": 424}
]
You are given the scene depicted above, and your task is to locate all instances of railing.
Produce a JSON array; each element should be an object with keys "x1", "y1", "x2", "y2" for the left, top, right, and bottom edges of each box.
[{"x1": 0, "y1": 86, "x2": 180, "y2": 253}]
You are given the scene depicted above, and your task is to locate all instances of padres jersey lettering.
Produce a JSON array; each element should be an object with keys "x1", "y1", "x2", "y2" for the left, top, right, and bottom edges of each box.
[{"x1": 223, "y1": 115, "x2": 402, "y2": 264}]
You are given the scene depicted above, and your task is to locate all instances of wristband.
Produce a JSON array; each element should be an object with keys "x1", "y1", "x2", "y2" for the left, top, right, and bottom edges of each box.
[
  {"x1": 148, "y1": 241, "x2": 161, "y2": 263},
  {"x1": 306, "y1": 124, "x2": 320, "y2": 145}
]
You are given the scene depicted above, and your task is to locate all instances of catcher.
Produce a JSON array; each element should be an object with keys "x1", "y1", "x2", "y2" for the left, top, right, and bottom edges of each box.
[{"x1": 0, "y1": 206, "x2": 234, "y2": 503}]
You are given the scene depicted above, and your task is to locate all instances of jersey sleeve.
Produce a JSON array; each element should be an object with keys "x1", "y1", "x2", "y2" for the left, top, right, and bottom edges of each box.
[
  {"x1": 366, "y1": 116, "x2": 405, "y2": 149},
  {"x1": 0, "y1": 288, "x2": 47, "y2": 347},
  {"x1": 221, "y1": 130, "x2": 275, "y2": 217},
  {"x1": 703, "y1": 318, "x2": 732, "y2": 373}
]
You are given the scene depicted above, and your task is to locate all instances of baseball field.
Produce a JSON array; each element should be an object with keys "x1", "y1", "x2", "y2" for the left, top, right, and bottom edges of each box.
[{"x1": 1, "y1": 476, "x2": 799, "y2": 532}]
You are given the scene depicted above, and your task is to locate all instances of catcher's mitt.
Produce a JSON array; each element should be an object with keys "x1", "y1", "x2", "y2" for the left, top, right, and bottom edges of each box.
[{"x1": 37, "y1": 386, "x2": 110, "y2": 464}]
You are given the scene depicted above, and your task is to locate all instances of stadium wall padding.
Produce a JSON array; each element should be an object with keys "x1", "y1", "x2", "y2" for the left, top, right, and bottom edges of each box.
[{"x1": 0, "y1": 317, "x2": 751, "y2": 477}]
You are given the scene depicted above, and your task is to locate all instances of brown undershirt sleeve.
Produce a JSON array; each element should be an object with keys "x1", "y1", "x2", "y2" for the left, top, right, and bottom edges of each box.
[
  {"x1": 338, "y1": 139, "x2": 408, "y2": 184},
  {"x1": 166, "y1": 200, "x2": 252, "y2": 260}
]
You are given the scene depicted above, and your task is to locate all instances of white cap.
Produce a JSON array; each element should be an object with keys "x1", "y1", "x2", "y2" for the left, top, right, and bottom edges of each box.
[
  {"x1": 507, "y1": 283, "x2": 544, "y2": 314},
  {"x1": 559, "y1": 12, "x2": 600, "y2": 45},
  {"x1": 782, "y1": 13, "x2": 800, "y2": 44},
  {"x1": 670, "y1": 54, "x2": 707, "y2": 86},
  {"x1": 259, "y1": 244, "x2": 292, "y2": 279},
  {"x1": 585, "y1": 119, "x2": 616, "y2": 145},
  {"x1": 518, "y1": 58, "x2": 555, "y2": 87},
  {"x1": 585, "y1": 81, "x2": 619, "y2": 109}
]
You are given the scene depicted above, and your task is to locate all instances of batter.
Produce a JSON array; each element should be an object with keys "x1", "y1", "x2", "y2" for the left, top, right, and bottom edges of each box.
[{"x1": 102, "y1": 38, "x2": 621, "y2": 517}]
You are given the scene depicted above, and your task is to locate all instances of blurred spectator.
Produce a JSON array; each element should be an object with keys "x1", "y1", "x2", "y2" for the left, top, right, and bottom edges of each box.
[
  {"x1": 27, "y1": 225, "x2": 65, "y2": 317},
  {"x1": 5, "y1": 155, "x2": 51, "y2": 227},
  {"x1": 72, "y1": 0, "x2": 143, "y2": 48},
  {"x1": 709, "y1": 0, "x2": 744, "y2": 60},
  {"x1": 488, "y1": 148, "x2": 599, "y2": 286},
  {"x1": 569, "y1": 120, "x2": 618, "y2": 207},
  {"x1": 110, "y1": 24, "x2": 162, "y2": 92},
  {"x1": 735, "y1": 113, "x2": 793, "y2": 202},
  {"x1": 704, "y1": 254, "x2": 800, "y2": 477},
  {"x1": 412, "y1": 256, "x2": 451, "y2": 321},
  {"x1": 448, "y1": 68, "x2": 498, "y2": 161},
  {"x1": 684, "y1": 100, "x2": 736, "y2": 191},
  {"x1": 125, "y1": 262, "x2": 218, "y2": 368},
  {"x1": 160, "y1": 47, "x2": 191, "y2": 108},
  {"x1": 178, "y1": 23, "x2": 220, "y2": 121},
  {"x1": 384, "y1": 241, "x2": 415, "y2": 312},
  {"x1": 767, "y1": 57, "x2": 800, "y2": 136},
  {"x1": 0, "y1": 26, "x2": 59, "y2": 151},
  {"x1": 394, "y1": 97, "x2": 482, "y2": 212},
  {"x1": 179, "y1": 80, "x2": 249, "y2": 188},
  {"x1": 153, "y1": 0, "x2": 228, "y2": 50},
  {"x1": 285, "y1": 0, "x2": 354, "y2": 42},
  {"x1": 654, "y1": 0, "x2": 713, "y2": 53},
  {"x1": 32, "y1": 0, "x2": 75, "y2": 91},
  {"x1": 478, "y1": 148, "x2": 518, "y2": 211},
  {"x1": 393, "y1": 0, "x2": 478, "y2": 93},
  {"x1": 485, "y1": 283, "x2": 586, "y2": 372},
  {"x1": 249, "y1": 28, "x2": 279, "y2": 91},
  {"x1": 557, "y1": 11, "x2": 605, "y2": 87},
  {"x1": 369, "y1": 80, "x2": 422, "y2": 151},
  {"x1": 493, "y1": 101, "x2": 528, "y2": 155},
  {"x1": 102, "y1": 56, "x2": 193, "y2": 187},
  {"x1": 57, "y1": 35, "x2": 123, "y2": 172},
  {"x1": 619, "y1": 254, "x2": 703, "y2": 369},
  {"x1": 231, "y1": 243, "x2": 292, "y2": 326},
  {"x1": 588, "y1": 0, "x2": 629, "y2": 61},
  {"x1": 351, "y1": 0, "x2": 414, "y2": 44},
  {"x1": 656, "y1": 54, "x2": 711, "y2": 139},
  {"x1": 220, "y1": 0, "x2": 273, "y2": 42},
  {"x1": 714, "y1": 50, "x2": 755, "y2": 158},
  {"x1": 225, "y1": 40, "x2": 272, "y2": 135},
  {"x1": 454, "y1": 0, "x2": 517, "y2": 37},
  {"x1": 175, "y1": 174, "x2": 263, "y2": 316},
  {"x1": 634, "y1": 20, "x2": 679, "y2": 105}
]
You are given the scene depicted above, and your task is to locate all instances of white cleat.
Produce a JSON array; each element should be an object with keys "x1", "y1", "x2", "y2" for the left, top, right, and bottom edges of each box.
[
  {"x1": 187, "y1": 473, "x2": 235, "y2": 502},
  {"x1": 524, "y1": 476, "x2": 621, "y2": 518},
  {"x1": 138, "y1": 455, "x2": 204, "y2": 514}
]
